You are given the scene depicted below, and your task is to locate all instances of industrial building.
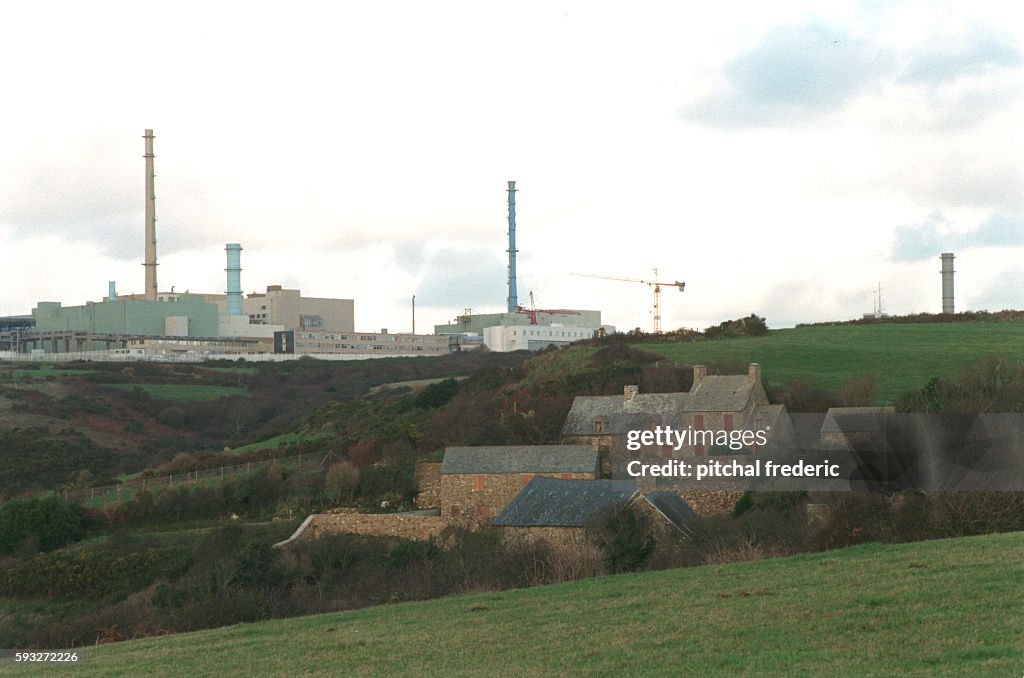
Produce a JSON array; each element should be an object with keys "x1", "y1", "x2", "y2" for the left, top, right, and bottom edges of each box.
[
  {"x1": 274, "y1": 329, "x2": 452, "y2": 356},
  {"x1": 0, "y1": 130, "x2": 450, "y2": 362},
  {"x1": 482, "y1": 325, "x2": 602, "y2": 352},
  {"x1": 244, "y1": 285, "x2": 354, "y2": 333},
  {"x1": 432, "y1": 181, "x2": 612, "y2": 352}
]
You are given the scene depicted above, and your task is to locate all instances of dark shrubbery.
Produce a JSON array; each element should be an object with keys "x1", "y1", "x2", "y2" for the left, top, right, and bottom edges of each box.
[
  {"x1": 587, "y1": 504, "x2": 657, "y2": 573},
  {"x1": 0, "y1": 496, "x2": 85, "y2": 554},
  {"x1": 705, "y1": 314, "x2": 769, "y2": 339}
]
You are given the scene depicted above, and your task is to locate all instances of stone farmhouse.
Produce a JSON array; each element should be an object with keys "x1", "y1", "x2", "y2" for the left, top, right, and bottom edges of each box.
[
  {"x1": 820, "y1": 406, "x2": 896, "y2": 449},
  {"x1": 561, "y1": 363, "x2": 789, "y2": 469},
  {"x1": 492, "y1": 476, "x2": 697, "y2": 544},
  {"x1": 439, "y1": 445, "x2": 599, "y2": 520}
]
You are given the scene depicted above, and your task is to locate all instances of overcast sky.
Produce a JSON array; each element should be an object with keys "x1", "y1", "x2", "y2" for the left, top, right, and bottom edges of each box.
[{"x1": 2, "y1": 1, "x2": 1023, "y2": 332}]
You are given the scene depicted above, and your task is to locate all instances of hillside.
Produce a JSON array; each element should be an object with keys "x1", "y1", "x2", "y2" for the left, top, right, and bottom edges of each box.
[
  {"x1": 640, "y1": 321, "x2": 1024, "y2": 402},
  {"x1": 32, "y1": 531, "x2": 1024, "y2": 676}
]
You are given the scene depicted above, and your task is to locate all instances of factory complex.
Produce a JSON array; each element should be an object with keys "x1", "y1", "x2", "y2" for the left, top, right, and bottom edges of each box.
[{"x1": 0, "y1": 132, "x2": 611, "y2": 363}]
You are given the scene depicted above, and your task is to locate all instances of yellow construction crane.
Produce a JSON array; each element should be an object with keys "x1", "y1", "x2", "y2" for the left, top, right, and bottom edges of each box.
[{"x1": 572, "y1": 268, "x2": 685, "y2": 334}]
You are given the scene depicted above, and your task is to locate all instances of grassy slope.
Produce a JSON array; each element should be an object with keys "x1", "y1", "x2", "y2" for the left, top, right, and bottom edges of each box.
[
  {"x1": 641, "y1": 321, "x2": 1024, "y2": 401},
  {"x1": 36, "y1": 531, "x2": 1024, "y2": 677},
  {"x1": 107, "y1": 383, "x2": 249, "y2": 401}
]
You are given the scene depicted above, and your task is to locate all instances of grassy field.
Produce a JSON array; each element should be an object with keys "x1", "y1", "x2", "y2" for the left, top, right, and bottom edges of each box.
[
  {"x1": 642, "y1": 321, "x2": 1024, "y2": 402},
  {"x1": 228, "y1": 431, "x2": 330, "y2": 454},
  {"x1": 108, "y1": 383, "x2": 249, "y2": 401},
  {"x1": 28, "y1": 531, "x2": 1023, "y2": 676},
  {"x1": 0, "y1": 363, "x2": 97, "y2": 379}
]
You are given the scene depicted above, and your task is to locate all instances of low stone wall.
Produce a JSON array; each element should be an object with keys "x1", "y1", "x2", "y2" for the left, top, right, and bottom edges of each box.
[
  {"x1": 278, "y1": 512, "x2": 446, "y2": 545},
  {"x1": 676, "y1": 489, "x2": 746, "y2": 516},
  {"x1": 414, "y1": 462, "x2": 441, "y2": 508}
]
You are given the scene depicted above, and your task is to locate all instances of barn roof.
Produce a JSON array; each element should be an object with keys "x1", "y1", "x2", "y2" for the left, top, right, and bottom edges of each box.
[
  {"x1": 643, "y1": 492, "x2": 698, "y2": 538},
  {"x1": 440, "y1": 445, "x2": 598, "y2": 475},
  {"x1": 561, "y1": 376, "x2": 758, "y2": 436},
  {"x1": 491, "y1": 477, "x2": 638, "y2": 527}
]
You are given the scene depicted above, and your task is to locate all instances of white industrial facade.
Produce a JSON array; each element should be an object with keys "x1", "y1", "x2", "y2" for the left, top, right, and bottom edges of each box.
[{"x1": 483, "y1": 325, "x2": 606, "y2": 352}]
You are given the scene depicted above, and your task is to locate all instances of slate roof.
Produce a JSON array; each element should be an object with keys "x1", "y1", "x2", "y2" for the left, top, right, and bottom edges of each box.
[
  {"x1": 492, "y1": 478, "x2": 699, "y2": 536},
  {"x1": 821, "y1": 407, "x2": 896, "y2": 433},
  {"x1": 644, "y1": 492, "x2": 698, "y2": 538},
  {"x1": 561, "y1": 376, "x2": 758, "y2": 436},
  {"x1": 491, "y1": 477, "x2": 639, "y2": 527},
  {"x1": 561, "y1": 394, "x2": 690, "y2": 436},
  {"x1": 685, "y1": 375, "x2": 756, "y2": 411},
  {"x1": 440, "y1": 445, "x2": 598, "y2": 475}
]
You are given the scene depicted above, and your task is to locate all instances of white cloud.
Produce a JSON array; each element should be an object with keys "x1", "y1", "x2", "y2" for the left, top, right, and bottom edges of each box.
[{"x1": 3, "y1": 2, "x2": 1024, "y2": 331}]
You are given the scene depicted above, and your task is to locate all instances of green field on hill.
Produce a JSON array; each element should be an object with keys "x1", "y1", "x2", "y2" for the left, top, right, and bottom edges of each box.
[
  {"x1": 642, "y1": 321, "x2": 1024, "y2": 402},
  {"x1": 37, "y1": 531, "x2": 1023, "y2": 677}
]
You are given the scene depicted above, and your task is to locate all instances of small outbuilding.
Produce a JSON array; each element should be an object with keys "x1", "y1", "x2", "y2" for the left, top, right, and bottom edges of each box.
[
  {"x1": 491, "y1": 476, "x2": 697, "y2": 543},
  {"x1": 439, "y1": 445, "x2": 599, "y2": 519}
]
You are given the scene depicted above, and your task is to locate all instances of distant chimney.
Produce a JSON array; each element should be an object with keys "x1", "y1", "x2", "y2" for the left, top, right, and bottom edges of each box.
[
  {"x1": 748, "y1": 363, "x2": 761, "y2": 383},
  {"x1": 940, "y1": 252, "x2": 955, "y2": 314},
  {"x1": 225, "y1": 243, "x2": 243, "y2": 316},
  {"x1": 693, "y1": 365, "x2": 707, "y2": 384},
  {"x1": 624, "y1": 385, "x2": 639, "y2": 403}
]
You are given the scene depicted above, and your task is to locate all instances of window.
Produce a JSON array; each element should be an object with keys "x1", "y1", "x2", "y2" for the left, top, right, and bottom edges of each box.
[
  {"x1": 477, "y1": 505, "x2": 489, "y2": 518},
  {"x1": 724, "y1": 414, "x2": 734, "y2": 431},
  {"x1": 694, "y1": 414, "x2": 704, "y2": 430},
  {"x1": 593, "y1": 417, "x2": 606, "y2": 434},
  {"x1": 450, "y1": 505, "x2": 461, "y2": 516},
  {"x1": 473, "y1": 475, "x2": 485, "y2": 492},
  {"x1": 560, "y1": 473, "x2": 572, "y2": 479}
]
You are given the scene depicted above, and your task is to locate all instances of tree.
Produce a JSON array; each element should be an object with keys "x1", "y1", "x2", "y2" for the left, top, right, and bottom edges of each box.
[
  {"x1": 586, "y1": 503, "x2": 657, "y2": 573},
  {"x1": 0, "y1": 496, "x2": 85, "y2": 554}
]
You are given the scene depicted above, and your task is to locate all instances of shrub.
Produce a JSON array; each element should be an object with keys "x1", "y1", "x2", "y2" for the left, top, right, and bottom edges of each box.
[
  {"x1": 0, "y1": 496, "x2": 85, "y2": 554},
  {"x1": 586, "y1": 504, "x2": 657, "y2": 574}
]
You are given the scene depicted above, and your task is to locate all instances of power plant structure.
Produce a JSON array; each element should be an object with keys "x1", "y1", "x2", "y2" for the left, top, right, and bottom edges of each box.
[
  {"x1": 143, "y1": 129, "x2": 158, "y2": 301},
  {"x1": 506, "y1": 180, "x2": 518, "y2": 313},
  {"x1": 225, "y1": 244, "x2": 243, "y2": 316},
  {"x1": 435, "y1": 181, "x2": 613, "y2": 351},
  {"x1": 0, "y1": 129, "x2": 452, "y2": 362},
  {"x1": 940, "y1": 252, "x2": 955, "y2": 314}
]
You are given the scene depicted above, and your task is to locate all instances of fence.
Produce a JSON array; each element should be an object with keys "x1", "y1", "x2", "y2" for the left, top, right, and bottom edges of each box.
[{"x1": 59, "y1": 452, "x2": 328, "y2": 508}]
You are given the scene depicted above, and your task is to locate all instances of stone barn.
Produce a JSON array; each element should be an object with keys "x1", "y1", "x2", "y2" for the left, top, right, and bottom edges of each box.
[
  {"x1": 561, "y1": 363, "x2": 791, "y2": 474},
  {"x1": 439, "y1": 445, "x2": 599, "y2": 520},
  {"x1": 491, "y1": 476, "x2": 697, "y2": 545}
]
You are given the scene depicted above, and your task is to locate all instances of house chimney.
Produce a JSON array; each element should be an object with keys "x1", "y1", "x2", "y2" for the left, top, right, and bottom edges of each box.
[
  {"x1": 749, "y1": 363, "x2": 761, "y2": 383},
  {"x1": 624, "y1": 385, "x2": 639, "y2": 403},
  {"x1": 693, "y1": 365, "x2": 707, "y2": 385}
]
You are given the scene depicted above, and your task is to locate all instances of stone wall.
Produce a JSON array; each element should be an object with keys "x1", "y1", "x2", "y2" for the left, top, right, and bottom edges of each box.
[
  {"x1": 441, "y1": 471, "x2": 596, "y2": 519},
  {"x1": 676, "y1": 489, "x2": 746, "y2": 516},
  {"x1": 414, "y1": 462, "x2": 441, "y2": 508},
  {"x1": 283, "y1": 511, "x2": 446, "y2": 543}
]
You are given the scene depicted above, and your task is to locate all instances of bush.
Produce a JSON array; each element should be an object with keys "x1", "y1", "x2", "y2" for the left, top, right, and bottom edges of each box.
[
  {"x1": 586, "y1": 504, "x2": 657, "y2": 574},
  {"x1": 0, "y1": 497, "x2": 85, "y2": 554}
]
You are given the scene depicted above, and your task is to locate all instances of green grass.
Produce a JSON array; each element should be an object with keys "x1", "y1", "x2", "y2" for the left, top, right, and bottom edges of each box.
[
  {"x1": 31, "y1": 531, "x2": 1024, "y2": 676},
  {"x1": 642, "y1": 321, "x2": 1024, "y2": 402},
  {"x1": 228, "y1": 431, "x2": 330, "y2": 454},
  {"x1": 520, "y1": 345, "x2": 599, "y2": 387},
  {"x1": 0, "y1": 363, "x2": 97, "y2": 379},
  {"x1": 108, "y1": 383, "x2": 249, "y2": 401},
  {"x1": 200, "y1": 366, "x2": 260, "y2": 375}
]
